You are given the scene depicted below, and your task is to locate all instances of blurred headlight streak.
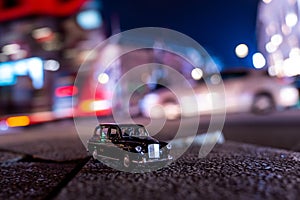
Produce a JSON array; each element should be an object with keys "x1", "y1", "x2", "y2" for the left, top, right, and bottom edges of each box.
[
  {"x1": 80, "y1": 100, "x2": 94, "y2": 112},
  {"x1": 92, "y1": 100, "x2": 112, "y2": 111},
  {"x1": 30, "y1": 111, "x2": 54, "y2": 123},
  {"x1": 6, "y1": 116, "x2": 30, "y2": 127}
]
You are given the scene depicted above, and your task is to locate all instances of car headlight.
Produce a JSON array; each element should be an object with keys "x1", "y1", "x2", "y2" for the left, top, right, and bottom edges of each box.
[
  {"x1": 166, "y1": 143, "x2": 172, "y2": 150},
  {"x1": 135, "y1": 146, "x2": 142, "y2": 152},
  {"x1": 280, "y1": 87, "x2": 298, "y2": 100},
  {"x1": 279, "y1": 87, "x2": 299, "y2": 106}
]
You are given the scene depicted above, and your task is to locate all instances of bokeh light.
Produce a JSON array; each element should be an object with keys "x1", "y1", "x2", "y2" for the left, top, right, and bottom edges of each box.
[
  {"x1": 98, "y1": 73, "x2": 110, "y2": 84},
  {"x1": 252, "y1": 52, "x2": 266, "y2": 69},
  {"x1": 191, "y1": 68, "x2": 203, "y2": 80},
  {"x1": 235, "y1": 44, "x2": 249, "y2": 58}
]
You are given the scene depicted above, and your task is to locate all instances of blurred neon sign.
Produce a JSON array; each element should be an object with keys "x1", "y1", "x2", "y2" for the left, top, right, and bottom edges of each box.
[
  {"x1": 55, "y1": 86, "x2": 78, "y2": 97},
  {"x1": 0, "y1": 0, "x2": 87, "y2": 22},
  {"x1": 0, "y1": 57, "x2": 44, "y2": 89},
  {"x1": 0, "y1": 64, "x2": 16, "y2": 86}
]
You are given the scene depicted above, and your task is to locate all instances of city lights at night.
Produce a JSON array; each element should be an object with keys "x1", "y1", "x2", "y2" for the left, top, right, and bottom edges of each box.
[
  {"x1": 258, "y1": 0, "x2": 300, "y2": 77},
  {"x1": 0, "y1": 1, "x2": 300, "y2": 199}
]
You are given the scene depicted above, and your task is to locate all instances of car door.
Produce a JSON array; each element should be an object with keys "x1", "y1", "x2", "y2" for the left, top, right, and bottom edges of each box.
[
  {"x1": 92, "y1": 125, "x2": 109, "y2": 157},
  {"x1": 105, "y1": 126, "x2": 122, "y2": 160}
]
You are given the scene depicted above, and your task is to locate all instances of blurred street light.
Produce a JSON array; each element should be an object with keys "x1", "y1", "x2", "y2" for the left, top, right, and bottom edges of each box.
[
  {"x1": 252, "y1": 52, "x2": 266, "y2": 69},
  {"x1": 235, "y1": 43, "x2": 249, "y2": 58}
]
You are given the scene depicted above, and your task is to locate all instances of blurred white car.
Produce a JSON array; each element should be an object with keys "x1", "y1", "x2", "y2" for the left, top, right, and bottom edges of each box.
[{"x1": 140, "y1": 68, "x2": 299, "y2": 119}]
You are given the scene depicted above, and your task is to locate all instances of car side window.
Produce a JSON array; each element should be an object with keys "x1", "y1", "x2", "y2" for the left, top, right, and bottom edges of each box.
[
  {"x1": 109, "y1": 127, "x2": 118, "y2": 139},
  {"x1": 94, "y1": 126, "x2": 101, "y2": 137},
  {"x1": 100, "y1": 127, "x2": 109, "y2": 142}
]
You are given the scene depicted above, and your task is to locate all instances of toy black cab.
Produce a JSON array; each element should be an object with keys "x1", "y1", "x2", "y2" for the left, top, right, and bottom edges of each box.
[{"x1": 87, "y1": 123, "x2": 173, "y2": 168}]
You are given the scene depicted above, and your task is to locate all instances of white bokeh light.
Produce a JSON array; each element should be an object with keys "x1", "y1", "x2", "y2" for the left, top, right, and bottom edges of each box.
[
  {"x1": 271, "y1": 34, "x2": 283, "y2": 46},
  {"x1": 262, "y1": 0, "x2": 272, "y2": 4},
  {"x1": 285, "y1": 13, "x2": 298, "y2": 27},
  {"x1": 98, "y1": 73, "x2": 110, "y2": 84},
  {"x1": 235, "y1": 44, "x2": 249, "y2": 58},
  {"x1": 252, "y1": 52, "x2": 266, "y2": 69},
  {"x1": 191, "y1": 68, "x2": 203, "y2": 80},
  {"x1": 265, "y1": 42, "x2": 277, "y2": 53}
]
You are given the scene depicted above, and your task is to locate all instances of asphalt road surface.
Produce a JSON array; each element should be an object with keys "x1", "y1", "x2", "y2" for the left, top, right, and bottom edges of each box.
[{"x1": 0, "y1": 110, "x2": 300, "y2": 199}]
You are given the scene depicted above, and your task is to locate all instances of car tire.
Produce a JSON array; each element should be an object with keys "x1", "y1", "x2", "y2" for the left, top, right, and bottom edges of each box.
[
  {"x1": 123, "y1": 153, "x2": 131, "y2": 168},
  {"x1": 251, "y1": 93, "x2": 275, "y2": 114}
]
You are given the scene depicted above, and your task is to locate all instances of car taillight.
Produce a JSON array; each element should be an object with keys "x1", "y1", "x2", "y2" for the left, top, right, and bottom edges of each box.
[{"x1": 55, "y1": 86, "x2": 78, "y2": 97}]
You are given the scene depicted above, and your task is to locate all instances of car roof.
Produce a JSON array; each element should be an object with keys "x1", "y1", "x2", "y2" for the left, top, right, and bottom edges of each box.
[{"x1": 98, "y1": 123, "x2": 144, "y2": 127}]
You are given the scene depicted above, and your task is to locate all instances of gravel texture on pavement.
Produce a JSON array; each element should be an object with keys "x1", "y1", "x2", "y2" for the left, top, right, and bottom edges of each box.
[
  {"x1": 55, "y1": 142, "x2": 300, "y2": 200},
  {"x1": 0, "y1": 162, "x2": 77, "y2": 200}
]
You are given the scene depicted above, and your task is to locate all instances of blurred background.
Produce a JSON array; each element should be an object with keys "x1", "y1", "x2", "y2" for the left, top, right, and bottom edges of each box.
[{"x1": 0, "y1": 0, "x2": 300, "y2": 138}]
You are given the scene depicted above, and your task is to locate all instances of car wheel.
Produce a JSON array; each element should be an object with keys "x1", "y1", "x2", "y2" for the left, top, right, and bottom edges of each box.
[
  {"x1": 252, "y1": 94, "x2": 275, "y2": 114},
  {"x1": 123, "y1": 154, "x2": 131, "y2": 168}
]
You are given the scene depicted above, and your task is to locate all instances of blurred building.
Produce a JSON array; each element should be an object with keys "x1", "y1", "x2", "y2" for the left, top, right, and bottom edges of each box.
[{"x1": 0, "y1": 0, "x2": 107, "y2": 115}]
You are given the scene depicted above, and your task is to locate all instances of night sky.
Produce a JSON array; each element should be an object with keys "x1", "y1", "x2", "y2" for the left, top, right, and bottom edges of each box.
[{"x1": 102, "y1": 0, "x2": 261, "y2": 69}]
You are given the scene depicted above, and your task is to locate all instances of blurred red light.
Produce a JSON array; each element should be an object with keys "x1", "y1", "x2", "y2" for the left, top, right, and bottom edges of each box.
[
  {"x1": 55, "y1": 86, "x2": 78, "y2": 97},
  {"x1": 0, "y1": 0, "x2": 87, "y2": 22}
]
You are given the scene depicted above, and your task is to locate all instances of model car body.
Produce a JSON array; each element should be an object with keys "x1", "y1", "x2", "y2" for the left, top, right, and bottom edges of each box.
[{"x1": 87, "y1": 123, "x2": 172, "y2": 168}]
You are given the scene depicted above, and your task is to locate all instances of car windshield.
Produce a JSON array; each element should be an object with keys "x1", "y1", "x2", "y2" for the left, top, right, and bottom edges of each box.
[{"x1": 120, "y1": 125, "x2": 149, "y2": 137}]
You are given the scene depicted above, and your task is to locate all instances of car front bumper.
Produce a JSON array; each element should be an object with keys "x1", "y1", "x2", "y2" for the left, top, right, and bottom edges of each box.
[{"x1": 132, "y1": 154, "x2": 173, "y2": 164}]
